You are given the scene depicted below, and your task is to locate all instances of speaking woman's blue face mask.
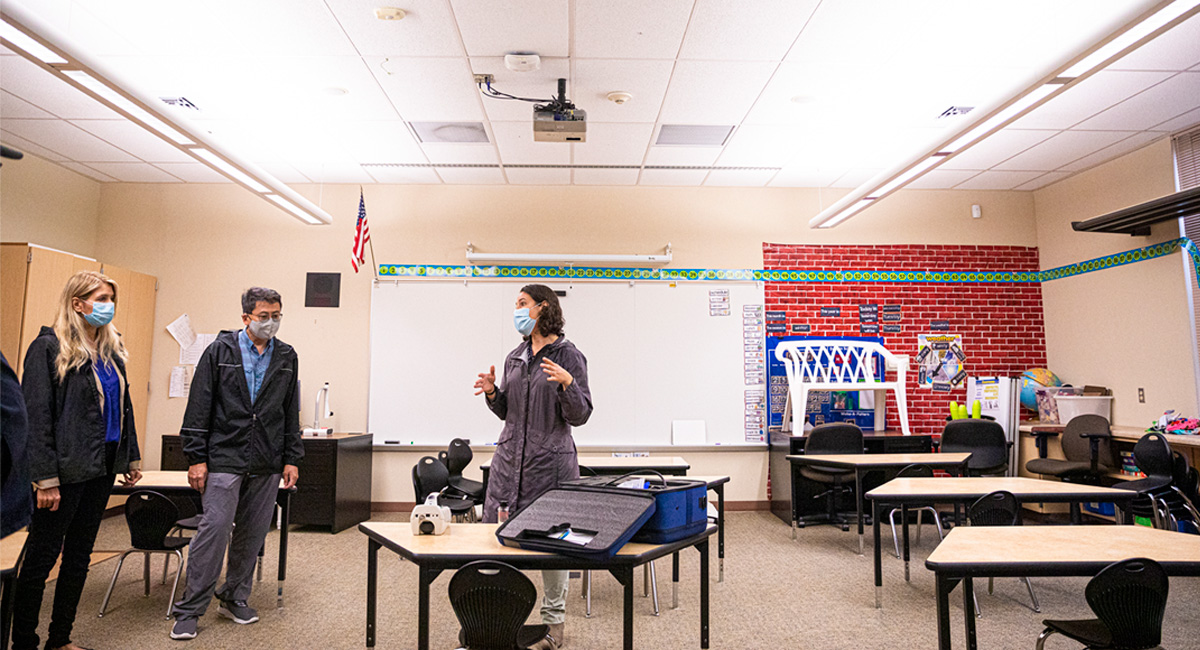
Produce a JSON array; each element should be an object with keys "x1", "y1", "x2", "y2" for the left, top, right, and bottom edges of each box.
[{"x1": 513, "y1": 307, "x2": 537, "y2": 336}]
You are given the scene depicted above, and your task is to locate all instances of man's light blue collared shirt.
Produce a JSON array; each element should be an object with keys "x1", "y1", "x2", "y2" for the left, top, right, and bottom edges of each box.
[{"x1": 238, "y1": 328, "x2": 273, "y2": 404}]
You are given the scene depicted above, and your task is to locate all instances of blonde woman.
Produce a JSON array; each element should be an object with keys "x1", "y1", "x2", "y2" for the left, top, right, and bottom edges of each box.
[{"x1": 13, "y1": 270, "x2": 142, "y2": 650}]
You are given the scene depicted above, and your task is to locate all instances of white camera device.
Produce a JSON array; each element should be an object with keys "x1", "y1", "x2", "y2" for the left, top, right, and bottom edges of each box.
[{"x1": 411, "y1": 494, "x2": 452, "y2": 536}]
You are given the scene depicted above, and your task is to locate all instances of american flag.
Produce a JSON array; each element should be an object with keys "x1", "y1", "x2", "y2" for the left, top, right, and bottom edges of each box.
[{"x1": 351, "y1": 190, "x2": 370, "y2": 273}]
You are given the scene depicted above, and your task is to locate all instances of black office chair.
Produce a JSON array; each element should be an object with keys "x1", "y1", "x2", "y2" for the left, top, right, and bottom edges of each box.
[
  {"x1": 413, "y1": 456, "x2": 477, "y2": 522},
  {"x1": 449, "y1": 560, "x2": 549, "y2": 650},
  {"x1": 1036, "y1": 558, "x2": 1169, "y2": 650},
  {"x1": 1025, "y1": 414, "x2": 1116, "y2": 484},
  {"x1": 967, "y1": 490, "x2": 1039, "y2": 616},
  {"x1": 941, "y1": 419, "x2": 1009, "y2": 476},
  {"x1": 98, "y1": 490, "x2": 190, "y2": 620},
  {"x1": 799, "y1": 423, "x2": 864, "y2": 530},
  {"x1": 885, "y1": 464, "x2": 945, "y2": 559},
  {"x1": 1115, "y1": 433, "x2": 1176, "y2": 526},
  {"x1": 446, "y1": 438, "x2": 486, "y2": 503}
]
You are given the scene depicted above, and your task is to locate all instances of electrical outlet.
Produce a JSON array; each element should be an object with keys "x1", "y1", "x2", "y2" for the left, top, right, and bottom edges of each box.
[
  {"x1": 473, "y1": 73, "x2": 494, "y2": 85},
  {"x1": 1138, "y1": 387, "x2": 1145, "y2": 403}
]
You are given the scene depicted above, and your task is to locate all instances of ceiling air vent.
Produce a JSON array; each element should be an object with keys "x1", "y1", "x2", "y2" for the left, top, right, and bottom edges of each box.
[
  {"x1": 410, "y1": 122, "x2": 490, "y2": 144},
  {"x1": 160, "y1": 97, "x2": 199, "y2": 111},
  {"x1": 655, "y1": 124, "x2": 735, "y2": 147},
  {"x1": 937, "y1": 106, "x2": 974, "y2": 119}
]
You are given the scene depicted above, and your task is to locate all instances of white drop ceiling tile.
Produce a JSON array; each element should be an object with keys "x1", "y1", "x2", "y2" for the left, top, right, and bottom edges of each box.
[
  {"x1": 1, "y1": 91, "x2": 56, "y2": 119},
  {"x1": 336, "y1": 122, "x2": 428, "y2": 164},
  {"x1": 1150, "y1": 106, "x2": 1200, "y2": 133},
  {"x1": 940, "y1": 129, "x2": 1059, "y2": 171},
  {"x1": 191, "y1": 120, "x2": 287, "y2": 163},
  {"x1": 904, "y1": 169, "x2": 982, "y2": 190},
  {"x1": 490, "y1": 122, "x2": 570, "y2": 164},
  {"x1": 993, "y1": 130, "x2": 1135, "y2": 172},
  {"x1": 571, "y1": 123, "x2": 654, "y2": 165},
  {"x1": 1, "y1": 119, "x2": 138, "y2": 162},
  {"x1": 830, "y1": 168, "x2": 882, "y2": 188},
  {"x1": 58, "y1": 162, "x2": 117, "y2": 182},
  {"x1": 450, "y1": 0, "x2": 568, "y2": 57},
  {"x1": 370, "y1": 57, "x2": 485, "y2": 122},
  {"x1": 572, "y1": 168, "x2": 640, "y2": 185},
  {"x1": 470, "y1": 57, "x2": 572, "y2": 122},
  {"x1": 1073, "y1": 72, "x2": 1200, "y2": 131},
  {"x1": 572, "y1": 59, "x2": 674, "y2": 123},
  {"x1": 54, "y1": 3, "x2": 142, "y2": 57},
  {"x1": 83, "y1": 162, "x2": 182, "y2": 182},
  {"x1": 436, "y1": 167, "x2": 507, "y2": 184},
  {"x1": 362, "y1": 166, "x2": 443, "y2": 184},
  {"x1": 574, "y1": 0, "x2": 695, "y2": 59},
  {"x1": 325, "y1": 0, "x2": 464, "y2": 57},
  {"x1": 0, "y1": 56, "x2": 123, "y2": 120},
  {"x1": 767, "y1": 167, "x2": 844, "y2": 187},
  {"x1": 504, "y1": 168, "x2": 571, "y2": 185},
  {"x1": 1014, "y1": 171, "x2": 1072, "y2": 191},
  {"x1": 1060, "y1": 131, "x2": 1165, "y2": 172},
  {"x1": 420, "y1": 143, "x2": 500, "y2": 164},
  {"x1": 0, "y1": 44, "x2": 16, "y2": 56},
  {"x1": 658, "y1": 61, "x2": 778, "y2": 124},
  {"x1": 703, "y1": 169, "x2": 774, "y2": 187},
  {"x1": 152, "y1": 163, "x2": 231, "y2": 183},
  {"x1": 680, "y1": 0, "x2": 819, "y2": 61},
  {"x1": 716, "y1": 125, "x2": 804, "y2": 167},
  {"x1": 953, "y1": 170, "x2": 1045, "y2": 190},
  {"x1": 258, "y1": 162, "x2": 312, "y2": 184},
  {"x1": 643, "y1": 145, "x2": 722, "y2": 166},
  {"x1": 68, "y1": 120, "x2": 195, "y2": 163},
  {"x1": 0, "y1": 132, "x2": 68, "y2": 162},
  {"x1": 1107, "y1": 12, "x2": 1200, "y2": 72},
  {"x1": 638, "y1": 168, "x2": 708, "y2": 186},
  {"x1": 1009, "y1": 71, "x2": 1174, "y2": 130},
  {"x1": 291, "y1": 162, "x2": 374, "y2": 184}
]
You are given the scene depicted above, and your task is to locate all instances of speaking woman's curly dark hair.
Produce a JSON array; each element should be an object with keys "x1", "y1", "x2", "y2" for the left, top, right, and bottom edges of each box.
[{"x1": 521, "y1": 284, "x2": 565, "y2": 338}]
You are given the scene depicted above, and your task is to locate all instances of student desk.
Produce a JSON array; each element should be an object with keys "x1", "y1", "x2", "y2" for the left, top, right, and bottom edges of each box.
[
  {"x1": 865, "y1": 477, "x2": 1137, "y2": 608},
  {"x1": 925, "y1": 525, "x2": 1200, "y2": 650},
  {"x1": 110, "y1": 471, "x2": 294, "y2": 606},
  {"x1": 1, "y1": 530, "x2": 28, "y2": 650},
  {"x1": 359, "y1": 521, "x2": 716, "y2": 650},
  {"x1": 786, "y1": 453, "x2": 972, "y2": 554}
]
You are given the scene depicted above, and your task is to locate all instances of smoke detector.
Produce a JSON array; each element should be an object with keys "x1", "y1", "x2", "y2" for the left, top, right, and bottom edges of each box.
[
  {"x1": 374, "y1": 7, "x2": 406, "y2": 20},
  {"x1": 606, "y1": 91, "x2": 633, "y2": 105},
  {"x1": 504, "y1": 53, "x2": 541, "y2": 72}
]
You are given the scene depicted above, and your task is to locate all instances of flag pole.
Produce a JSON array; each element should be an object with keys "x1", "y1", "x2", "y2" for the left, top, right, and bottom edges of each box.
[{"x1": 368, "y1": 237, "x2": 379, "y2": 281}]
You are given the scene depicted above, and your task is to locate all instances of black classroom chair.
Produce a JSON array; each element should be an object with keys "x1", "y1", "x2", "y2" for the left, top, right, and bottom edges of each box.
[
  {"x1": 967, "y1": 490, "x2": 1039, "y2": 616},
  {"x1": 449, "y1": 560, "x2": 549, "y2": 650},
  {"x1": 98, "y1": 490, "x2": 190, "y2": 620},
  {"x1": 1025, "y1": 414, "x2": 1116, "y2": 484},
  {"x1": 413, "y1": 456, "x2": 477, "y2": 522},
  {"x1": 1036, "y1": 557, "x2": 1169, "y2": 650},
  {"x1": 446, "y1": 438, "x2": 486, "y2": 503},
  {"x1": 886, "y1": 464, "x2": 945, "y2": 559},
  {"x1": 1115, "y1": 433, "x2": 1177, "y2": 526},
  {"x1": 941, "y1": 419, "x2": 1009, "y2": 476},
  {"x1": 799, "y1": 422, "x2": 864, "y2": 531}
]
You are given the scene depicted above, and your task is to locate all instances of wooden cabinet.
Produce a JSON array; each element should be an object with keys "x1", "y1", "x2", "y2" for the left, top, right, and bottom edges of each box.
[{"x1": 160, "y1": 433, "x2": 374, "y2": 533}]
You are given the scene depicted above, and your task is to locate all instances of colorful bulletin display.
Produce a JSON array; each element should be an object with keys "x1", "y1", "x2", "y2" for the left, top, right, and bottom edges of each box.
[{"x1": 916, "y1": 334, "x2": 966, "y2": 392}]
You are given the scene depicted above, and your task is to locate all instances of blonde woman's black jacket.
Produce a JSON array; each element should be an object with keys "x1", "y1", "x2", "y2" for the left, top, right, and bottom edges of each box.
[
  {"x1": 180, "y1": 329, "x2": 303, "y2": 474},
  {"x1": 22, "y1": 326, "x2": 141, "y2": 487}
]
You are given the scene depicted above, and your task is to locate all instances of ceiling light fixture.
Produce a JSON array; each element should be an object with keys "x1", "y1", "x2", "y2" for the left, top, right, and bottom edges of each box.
[
  {"x1": 374, "y1": 7, "x2": 406, "y2": 21},
  {"x1": 809, "y1": 0, "x2": 1200, "y2": 229},
  {"x1": 0, "y1": 0, "x2": 333, "y2": 225}
]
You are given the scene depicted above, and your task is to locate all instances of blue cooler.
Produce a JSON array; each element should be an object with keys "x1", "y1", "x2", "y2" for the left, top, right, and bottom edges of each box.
[{"x1": 563, "y1": 473, "x2": 708, "y2": 544}]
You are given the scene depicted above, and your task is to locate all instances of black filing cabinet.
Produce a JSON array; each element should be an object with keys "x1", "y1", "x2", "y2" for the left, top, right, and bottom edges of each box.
[{"x1": 160, "y1": 432, "x2": 374, "y2": 533}]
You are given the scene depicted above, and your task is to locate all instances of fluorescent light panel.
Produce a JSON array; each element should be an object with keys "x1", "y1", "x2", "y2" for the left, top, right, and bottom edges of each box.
[
  {"x1": 267, "y1": 195, "x2": 323, "y2": 224},
  {"x1": 1063, "y1": 0, "x2": 1200, "y2": 77},
  {"x1": 942, "y1": 84, "x2": 1060, "y2": 153},
  {"x1": 868, "y1": 157, "x2": 944, "y2": 199},
  {"x1": 61, "y1": 70, "x2": 193, "y2": 145},
  {"x1": 820, "y1": 200, "x2": 874, "y2": 228},
  {"x1": 0, "y1": 21, "x2": 64, "y2": 64},
  {"x1": 190, "y1": 149, "x2": 271, "y2": 193}
]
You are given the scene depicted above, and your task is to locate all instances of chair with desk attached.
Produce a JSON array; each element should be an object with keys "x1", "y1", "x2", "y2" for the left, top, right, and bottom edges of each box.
[
  {"x1": 799, "y1": 423, "x2": 864, "y2": 531},
  {"x1": 1149, "y1": 450, "x2": 1200, "y2": 533},
  {"x1": 449, "y1": 560, "x2": 550, "y2": 650},
  {"x1": 413, "y1": 456, "x2": 478, "y2": 522},
  {"x1": 1113, "y1": 433, "x2": 1200, "y2": 531},
  {"x1": 967, "y1": 490, "x2": 1039, "y2": 616},
  {"x1": 885, "y1": 464, "x2": 945, "y2": 559},
  {"x1": 1036, "y1": 557, "x2": 1169, "y2": 650},
  {"x1": 1025, "y1": 414, "x2": 1116, "y2": 484},
  {"x1": 941, "y1": 419, "x2": 1009, "y2": 477},
  {"x1": 98, "y1": 490, "x2": 190, "y2": 620}
]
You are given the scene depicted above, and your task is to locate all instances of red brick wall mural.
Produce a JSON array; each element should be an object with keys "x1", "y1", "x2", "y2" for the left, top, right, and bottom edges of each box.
[{"x1": 762, "y1": 243, "x2": 1048, "y2": 437}]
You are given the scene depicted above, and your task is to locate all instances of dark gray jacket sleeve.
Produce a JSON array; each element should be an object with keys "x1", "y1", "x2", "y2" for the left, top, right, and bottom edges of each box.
[
  {"x1": 486, "y1": 360, "x2": 509, "y2": 420},
  {"x1": 180, "y1": 343, "x2": 217, "y2": 465},
  {"x1": 556, "y1": 348, "x2": 592, "y2": 427},
  {"x1": 282, "y1": 353, "x2": 303, "y2": 467},
  {"x1": 22, "y1": 336, "x2": 59, "y2": 484}
]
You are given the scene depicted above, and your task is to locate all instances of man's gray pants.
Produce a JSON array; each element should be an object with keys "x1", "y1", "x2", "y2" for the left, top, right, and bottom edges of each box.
[{"x1": 172, "y1": 472, "x2": 280, "y2": 618}]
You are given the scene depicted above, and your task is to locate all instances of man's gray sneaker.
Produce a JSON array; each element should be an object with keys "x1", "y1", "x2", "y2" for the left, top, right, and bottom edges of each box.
[
  {"x1": 170, "y1": 617, "x2": 198, "y2": 640},
  {"x1": 217, "y1": 599, "x2": 259, "y2": 625}
]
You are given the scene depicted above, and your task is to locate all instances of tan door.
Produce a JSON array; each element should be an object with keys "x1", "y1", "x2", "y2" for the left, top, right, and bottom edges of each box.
[
  {"x1": 100, "y1": 263, "x2": 158, "y2": 465},
  {"x1": 0, "y1": 244, "x2": 30, "y2": 365},
  {"x1": 11, "y1": 245, "x2": 100, "y2": 377}
]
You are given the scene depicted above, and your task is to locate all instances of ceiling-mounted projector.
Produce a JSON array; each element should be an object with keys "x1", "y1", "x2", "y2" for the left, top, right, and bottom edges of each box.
[{"x1": 533, "y1": 78, "x2": 586, "y2": 143}]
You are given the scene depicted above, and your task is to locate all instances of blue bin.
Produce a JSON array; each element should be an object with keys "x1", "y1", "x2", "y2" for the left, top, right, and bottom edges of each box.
[
  {"x1": 562, "y1": 475, "x2": 709, "y2": 544},
  {"x1": 1082, "y1": 501, "x2": 1116, "y2": 517}
]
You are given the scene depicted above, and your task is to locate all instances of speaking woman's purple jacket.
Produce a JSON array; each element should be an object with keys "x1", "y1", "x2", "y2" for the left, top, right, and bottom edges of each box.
[{"x1": 482, "y1": 336, "x2": 592, "y2": 523}]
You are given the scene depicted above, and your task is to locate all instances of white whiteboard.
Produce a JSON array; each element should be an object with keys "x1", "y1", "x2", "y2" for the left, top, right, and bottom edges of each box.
[{"x1": 368, "y1": 279, "x2": 765, "y2": 447}]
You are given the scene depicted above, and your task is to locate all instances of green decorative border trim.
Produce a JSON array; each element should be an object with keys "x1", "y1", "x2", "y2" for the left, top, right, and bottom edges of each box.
[{"x1": 378, "y1": 238, "x2": 1200, "y2": 286}]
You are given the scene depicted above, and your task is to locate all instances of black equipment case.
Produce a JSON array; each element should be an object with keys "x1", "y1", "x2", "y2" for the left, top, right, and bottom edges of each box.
[{"x1": 495, "y1": 486, "x2": 656, "y2": 560}]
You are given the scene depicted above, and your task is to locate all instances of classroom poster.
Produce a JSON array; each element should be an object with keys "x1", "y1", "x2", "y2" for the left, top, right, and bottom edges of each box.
[{"x1": 916, "y1": 333, "x2": 964, "y2": 391}]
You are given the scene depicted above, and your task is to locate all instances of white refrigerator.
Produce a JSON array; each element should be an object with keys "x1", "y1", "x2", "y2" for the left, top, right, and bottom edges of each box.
[{"x1": 966, "y1": 376, "x2": 1022, "y2": 477}]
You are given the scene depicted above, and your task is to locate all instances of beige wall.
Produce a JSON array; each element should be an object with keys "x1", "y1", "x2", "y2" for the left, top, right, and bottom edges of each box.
[
  {"x1": 1033, "y1": 137, "x2": 1197, "y2": 426},
  {"x1": 0, "y1": 154, "x2": 101, "y2": 257}
]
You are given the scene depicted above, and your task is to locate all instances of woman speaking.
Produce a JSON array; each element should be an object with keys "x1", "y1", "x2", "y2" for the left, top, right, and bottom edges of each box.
[{"x1": 474, "y1": 284, "x2": 592, "y2": 650}]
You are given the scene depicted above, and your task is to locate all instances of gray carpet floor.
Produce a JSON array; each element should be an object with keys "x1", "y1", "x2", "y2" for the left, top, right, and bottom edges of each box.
[{"x1": 19, "y1": 511, "x2": 1200, "y2": 649}]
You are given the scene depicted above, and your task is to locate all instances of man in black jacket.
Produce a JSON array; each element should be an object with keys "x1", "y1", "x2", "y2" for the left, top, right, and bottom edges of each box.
[{"x1": 170, "y1": 287, "x2": 302, "y2": 641}]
